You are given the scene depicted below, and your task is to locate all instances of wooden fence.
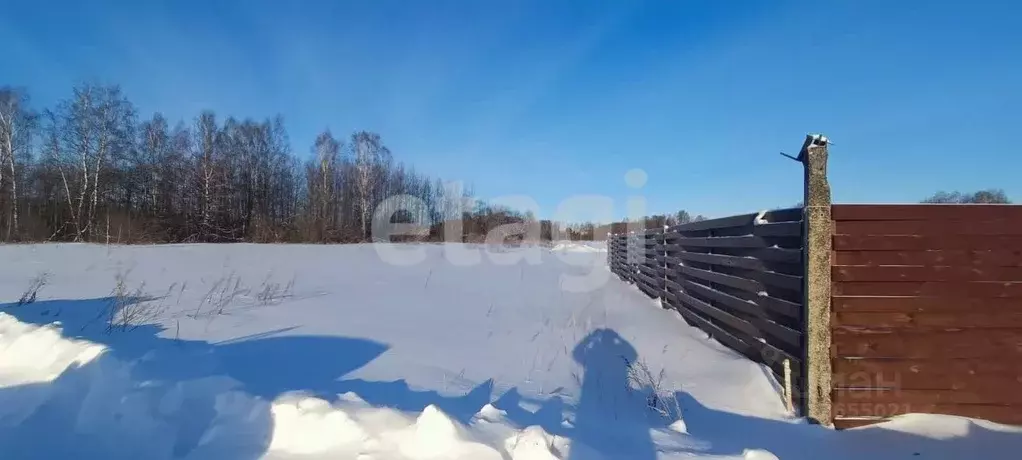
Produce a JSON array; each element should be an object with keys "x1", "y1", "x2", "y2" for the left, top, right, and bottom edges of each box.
[
  {"x1": 607, "y1": 134, "x2": 1022, "y2": 428},
  {"x1": 609, "y1": 207, "x2": 806, "y2": 412},
  {"x1": 830, "y1": 204, "x2": 1022, "y2": 428}
]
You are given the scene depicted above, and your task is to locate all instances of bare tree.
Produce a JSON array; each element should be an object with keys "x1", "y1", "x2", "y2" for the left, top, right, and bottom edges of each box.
[
  {"x1": 351, "y1": 131, "x2": 390, "y2": 240},
  {"x1": 0, "y1": 87, "x2": 34, "y2": 240},
  {"x1": 192, "y1": 111, "x2": 223, "y2": 240},
  {"x1": 44, "y1": 84, "x2": 135, "y2": 241},
  {"x1": 306, "y1": 130, "x2": 341, "y2": 240}
]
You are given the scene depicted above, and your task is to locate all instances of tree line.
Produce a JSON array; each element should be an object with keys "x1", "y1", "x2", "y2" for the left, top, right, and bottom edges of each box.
[
  {"x1": 7, "y1": 83, "x2": 1004, "y2": 245},
  {"x1": 586, "y1": 210, "x2": 709, "y2": 240},
  {"x1": 592, "y1": 189, "x2": 1014, "y2": 239},
  {"x1": 0, "y1": 83, "x2": 562, "y2": 244},
  {"x1": 921, "y1": 189, "x2": 1011, "y2": 204}
]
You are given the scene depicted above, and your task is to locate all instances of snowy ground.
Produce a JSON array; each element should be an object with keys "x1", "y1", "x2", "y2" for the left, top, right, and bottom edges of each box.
[
  {"x1": 1, "y1": 242, "x2": 1020, "y2": 459},
  {"x1": 548, "y1": 241, "x2": 606, "y2": 253}
]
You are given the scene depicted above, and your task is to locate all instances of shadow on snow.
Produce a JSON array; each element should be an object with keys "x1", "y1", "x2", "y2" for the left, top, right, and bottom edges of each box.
[
  {"x1": 0, "y1": 298, "x2": 664, "y2": 459},
  {"x1": 4, "y1": 298, "x2": 1017, "y2": 460}
]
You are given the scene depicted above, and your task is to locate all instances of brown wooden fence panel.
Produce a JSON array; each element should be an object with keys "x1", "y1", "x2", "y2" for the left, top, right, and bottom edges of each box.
[
  {"x1": 831, "y1": 204, "x2": 1022, "y2": 429},
  {"x1": 607, "y1": 208, "x2": 806, "y2": 413}
]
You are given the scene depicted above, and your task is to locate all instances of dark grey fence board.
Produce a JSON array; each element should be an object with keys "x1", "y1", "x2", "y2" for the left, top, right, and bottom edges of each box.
[
  {"x1": 672, "y1": 235, "x2": 796, "y2": 249},
  {"x1": 754, "y1": 221, "x2": 803, "y2": 237},
  {"x1": 674, "y1": 265, "x2": 763, "y2": 296}
]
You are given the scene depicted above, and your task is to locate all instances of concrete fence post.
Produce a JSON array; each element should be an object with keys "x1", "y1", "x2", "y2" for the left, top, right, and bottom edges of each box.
[{"x1": 800, "y1": 133, "x2": 833, "y2": 426}]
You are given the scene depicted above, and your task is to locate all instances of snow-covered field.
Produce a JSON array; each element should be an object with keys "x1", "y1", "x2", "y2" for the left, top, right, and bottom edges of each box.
[
  {"x1": 1, "y1": 243, "x2": 1020, "y2": 459},
  {"x1": 548, "y1": 241, "x2": 606, "y2": 253}
]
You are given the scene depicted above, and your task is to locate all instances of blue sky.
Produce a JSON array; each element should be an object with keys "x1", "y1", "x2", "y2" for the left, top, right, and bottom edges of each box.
[{"x1": 2, "y1": 0, "x2": 1020, "y2": 220}]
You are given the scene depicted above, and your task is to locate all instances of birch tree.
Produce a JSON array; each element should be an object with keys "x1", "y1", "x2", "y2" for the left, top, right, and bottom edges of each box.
[
  {"x1": 350, "y1": 131, "x2": 390, "y2": 240},
  {"x1": 47, "y1": 84, "x2": 134, "y2": 240},
  {"x1": 193, "y1": 111, "x2": 222, "y2": 240},
  {"x1": 0, "y1": 87, "x2": 34, "y2": 240},
  {"x1": 306, "y1": 130, "x2": 341, "y2": 239}
]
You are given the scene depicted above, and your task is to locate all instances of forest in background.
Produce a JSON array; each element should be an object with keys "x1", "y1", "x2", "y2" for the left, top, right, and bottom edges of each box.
[
  {"x1": 0, "y1": 84, "x2": 1011, "y2": 244},
  {"x1": 0, "y1": 83, "x2": 602, "y2": 244}
]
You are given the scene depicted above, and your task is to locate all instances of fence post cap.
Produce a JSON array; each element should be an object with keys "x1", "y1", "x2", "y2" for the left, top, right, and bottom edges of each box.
[{"x1": 807, "y1": 133, "x2": 831, "y2": 145}]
